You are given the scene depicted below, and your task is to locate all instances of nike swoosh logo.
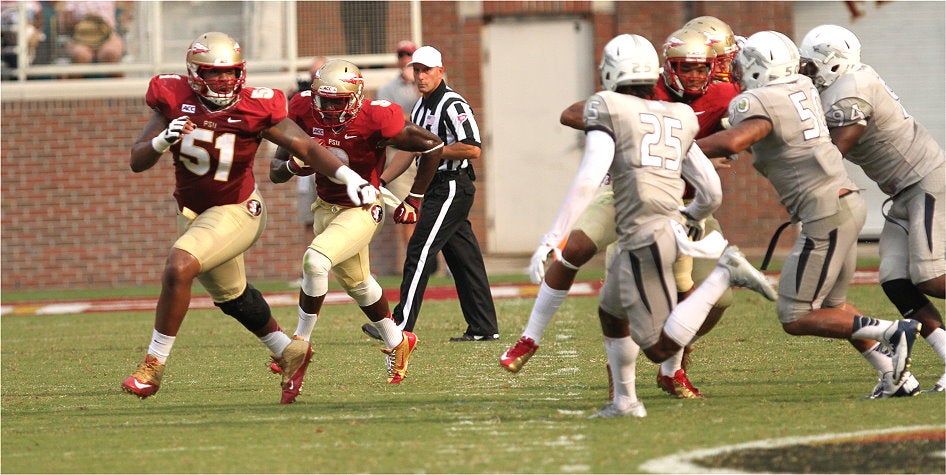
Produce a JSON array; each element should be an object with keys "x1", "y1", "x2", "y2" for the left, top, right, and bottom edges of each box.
[
  {"x1": 344, "y1": 134, "x2": 357, "y2": 139},
  {"x1": 132, "y1": 380, "x2": 153, "y2": 389},
  {"x1": 288, "y1": 381, "x2": 295, "y2": 391},
  {"x1": 694, "y1": 111, "x2": 705, "y2": 115},
  {"x1": 227, "y1": 118, "x2": 242, "y2": 123}
]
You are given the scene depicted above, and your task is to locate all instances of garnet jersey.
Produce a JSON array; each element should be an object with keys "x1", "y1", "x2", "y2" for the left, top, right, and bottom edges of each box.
[
  {"x1": 146, "y1": 74, "x2": 287, "y2": 214},
  {"x1": 655, "y1": 80, "x2": 739, "y2": 139},
  {"x1": 287, "y1": 92, "x2": 405, "y2": 206},
  {"x1": 655, "y1": 80, "x2": 739, "y2": 199}
]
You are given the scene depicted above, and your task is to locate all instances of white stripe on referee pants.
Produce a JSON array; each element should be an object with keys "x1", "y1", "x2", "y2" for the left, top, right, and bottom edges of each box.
[{"x1": 399, "y1": 180, "x2": 457, "y2": 329}]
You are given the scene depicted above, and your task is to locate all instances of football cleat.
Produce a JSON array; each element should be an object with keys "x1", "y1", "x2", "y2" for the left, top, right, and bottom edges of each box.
[
  {"x1": 883, "y1": 319, "x2": 921, "y2": 385},
  {"x1": 922, "y1": 374, "x2": 946, "y2": 394},
  {"x1": 122, "y1": 354, "x2": 166, "y2": 398},
  {"x1": 273, "y1": 339, "x2": 313, "y2": 404},
  {"x1": 864, "y1": 371, "x2": 921, "y2": 399},
  {"x1": 589, "y1": 400, "x2": 647, "y2": 419},
  {"x1": 382, "y1": 331, "x2": 417, "y2": 384},
  {"x1": 718, "y1": 245, "x2": 777, "y2": 301},
  {"x1": 500, "y1": 336, "x2": 539, "y2": 373},
  {"x1": 657, "y1": 368, "x2": 704, "y2": 399},
  {"x1": 269, "y1": 335, "x2": 306, "y2": 374}
]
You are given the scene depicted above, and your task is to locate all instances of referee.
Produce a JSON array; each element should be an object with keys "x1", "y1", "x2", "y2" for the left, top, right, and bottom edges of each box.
[{"x1": 363, "y1": 45, "x2": 499, "y2": 342}]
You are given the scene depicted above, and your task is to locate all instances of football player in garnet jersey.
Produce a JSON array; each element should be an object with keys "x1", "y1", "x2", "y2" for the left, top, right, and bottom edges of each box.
[
  {"x1": 504, "y1": 23, "x2": 741, "y2": 402},
  {"x1": 122, "y1": 32, "x2": 377, "y2": 404},
  {"x1": 268, "y1": 59, "x2": 443, "y2": 384}
]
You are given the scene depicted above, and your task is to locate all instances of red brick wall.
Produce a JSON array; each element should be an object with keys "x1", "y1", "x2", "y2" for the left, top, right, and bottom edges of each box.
[{"x1": 1, "y1": 2, "x2": 796, "y2": 290}]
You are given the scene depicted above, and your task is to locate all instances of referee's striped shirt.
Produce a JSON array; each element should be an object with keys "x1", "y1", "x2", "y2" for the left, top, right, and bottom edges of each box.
[{"x1": 409, "y1": 80, "x2": 481, "y2": 172}]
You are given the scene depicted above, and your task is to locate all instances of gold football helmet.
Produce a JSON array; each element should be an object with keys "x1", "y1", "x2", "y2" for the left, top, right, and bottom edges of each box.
[
  {"x1": 310, "y1": 59, "x2": 365, "y2": 126},
  {"x1": 661, "y1": 28, "x2": 716, "y2": 97},
  {"x1": 685, "y1": 16, "x2": 738, "y2": 82},
  {"x1": 186, "y1": 32, "x2": 246, "y2": 107}
]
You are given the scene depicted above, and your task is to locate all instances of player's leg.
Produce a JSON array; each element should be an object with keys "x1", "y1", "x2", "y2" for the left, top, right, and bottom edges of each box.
[
  {"x1": 502, "y1": 188, "x2": 615, "y2": 371},
  {"x1": 881, "y1": 175, "x2": 946, "y2": 391}
]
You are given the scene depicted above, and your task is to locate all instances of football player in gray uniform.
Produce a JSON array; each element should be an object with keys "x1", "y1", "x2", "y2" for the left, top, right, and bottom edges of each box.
[
  {"x1": 800, "y1": 24, "x2": 945, "y2": 394},
  {"x1": 531, "y1": 34, "x2": 777, "y2": 418},
  {"x1": 697, "y1": 31, "x2": 922, "y2": 398}
]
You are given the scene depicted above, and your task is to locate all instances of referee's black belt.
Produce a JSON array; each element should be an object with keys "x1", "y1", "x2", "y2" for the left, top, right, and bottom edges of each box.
[{"x1": 432, "y1": 167, "x2": 474, "y2": 183}]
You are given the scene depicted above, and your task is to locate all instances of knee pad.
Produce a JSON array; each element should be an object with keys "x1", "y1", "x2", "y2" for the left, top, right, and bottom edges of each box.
[
  {"x1": 881, "y1": 279, "x2": 931, "y2": 318},
  {"x1": 302, "y1": 249, "x2": 332, "y2": 297},
  {"x1": 347, "y1": 277, "x2": 383, "y2": 307},
  {"x1": 216, "y1": 284, "x2": 271, "y2": 333}
]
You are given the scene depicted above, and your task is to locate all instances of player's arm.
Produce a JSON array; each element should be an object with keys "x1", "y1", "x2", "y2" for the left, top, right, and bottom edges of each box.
[
  {"x1": 695, "y1": 117, "x2": 772, "y2": 158},
  {"x1": 382, "y1": 122, "x2": 443, "y2": 195},
  {"x1": 263, "y1": 119, "x2": 377, "y2": 206},
  {"x1": 560, "y1": 100, "x2": 586, "y2": 130},
  {"x1": 828, "y1": 123, "x2": 867, "y2": 156},
  {"x1": 269, "y1": 145, "x2": 305, "y2": 184},
  {"x1": 130, "y1": 110, "x2": 193, "y2": 173},
  {"x1": 539, "y1": 129, "x2": 614, "y2": 248},
  {"x1": 681, "y1": 143, "x2": 723, "y2": 220}
]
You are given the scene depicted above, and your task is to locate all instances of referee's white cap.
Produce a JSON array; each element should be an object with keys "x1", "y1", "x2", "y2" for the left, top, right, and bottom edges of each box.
[{"x1": 407, "y1": 46, "x2": 442, "y2": 68}]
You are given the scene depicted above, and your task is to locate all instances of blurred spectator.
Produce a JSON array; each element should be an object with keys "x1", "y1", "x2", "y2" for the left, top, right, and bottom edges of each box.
[
  {"x1": 376, "y1": 40, "x2": 418, "y2": 113},
  {"x1": 1, "y1": 0, "x2": 44, "y2": 74},
  {"x1": 59, "y1": 0, "x2": 124, "y2": 64}
]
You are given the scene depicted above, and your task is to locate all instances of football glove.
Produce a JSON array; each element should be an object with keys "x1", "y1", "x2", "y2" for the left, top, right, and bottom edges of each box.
[
  {"x1": 394, "y1": 193, "x2": 422, "y2": 224},
  {"x1": 679, "y1": 207, "x2": 705, "y2": 241},
  {"x1": 334, "y1": 166, "x2": 378, "y2": 206},
  {"x1": 286, "y1": 157, "x2": 316, "y2": 177},
  {"x1": 528, "y1": 244, "x2": 561, "y2": 285},
  {"x1": 151, "y1": 116, "x2": 190, "y2": 153}
]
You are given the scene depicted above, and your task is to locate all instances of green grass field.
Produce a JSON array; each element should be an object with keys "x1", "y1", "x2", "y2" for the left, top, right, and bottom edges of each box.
[{"x1": 2, "y1": 279, "x2": 944, "y2": 473}]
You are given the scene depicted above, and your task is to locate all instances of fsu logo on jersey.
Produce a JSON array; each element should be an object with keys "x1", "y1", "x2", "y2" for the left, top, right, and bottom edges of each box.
[
  {"x1": 369, "y1": 204, "x2": 383, "y2": 223},
  {"x1": 245, "y1": 199, "x2": 262, "y2": 217}
]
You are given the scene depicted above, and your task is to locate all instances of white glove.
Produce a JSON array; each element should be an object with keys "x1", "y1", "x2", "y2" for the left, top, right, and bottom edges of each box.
[
  {"x1": 679, "y1": 206, "x2": 705, "y2": 241},
  {"x1": 528, "y1": 244, "x2": 562, "y2": 285},
  {"x1": 334, "y1": 166, "x2": 378, "y2": 206},
  {"x1": 151, "y1": 116, "x2": 189, "y2": 153}
]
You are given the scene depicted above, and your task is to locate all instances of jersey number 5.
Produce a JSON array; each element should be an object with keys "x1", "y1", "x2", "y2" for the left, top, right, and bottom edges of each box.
[{"x1": 178, "y1": 128, "x2": 237, "y2": 182}]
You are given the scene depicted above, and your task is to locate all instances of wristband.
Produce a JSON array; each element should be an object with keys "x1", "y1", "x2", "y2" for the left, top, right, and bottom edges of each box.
[
  {"x1": 408, "y1": 192, "x2": 424, "y2": 199},
  {"x1": 421, "y1": 142, "x2": 444, "y2": 155},
  {"x1": 285, "y1": 160, "x2": 299, "y2": 176},
  {"x1": 151, "y1": 135, "x2": 172, "y2": 153}
]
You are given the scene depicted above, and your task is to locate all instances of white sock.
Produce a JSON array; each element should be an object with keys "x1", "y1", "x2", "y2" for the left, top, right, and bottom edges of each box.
[
  {"x1": 663, "y1": 267, "x2": 729, "y2": 346},
  {"x1": 523, "y1": 283, "x2": 569, "y2": 344},
  {"x1": 860, "y1": 342, "x2": 894, "y2": 373},
  {"x1": 604, "y1": 336, "x2": 639, "y2": 405},
  {"x1": 660, "y1": 348, "x2": 684, "y2": 376},
  {"x1": 925, "y1": 327, "x2": 946, "y2": 364},
  {"x1": 375, "y1": 317, "x2": 404, "y2": 349},
  {"x1": 148, "y1": 330, "x2": 175, "y2": 364},
  {"x1": 294, "y1": 306, "x2": 319, "y2": 341},
  {"x1": 261, "y1": 331, "x2": 292, "y2": 357}
]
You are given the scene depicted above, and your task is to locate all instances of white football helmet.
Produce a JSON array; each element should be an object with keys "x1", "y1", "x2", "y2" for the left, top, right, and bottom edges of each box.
[
  {"x1": 799, "y1": 24, "x2": 862, "y2": 90},
  {"x1": 733, "y1": 31, "x2": 800, "y2": 90},
  {"x1": 599, "y1": 34, "x2": 660, "y2": 91},
  {"x1": 186, "y1": 32, "x2": 246, "y2": 107}
]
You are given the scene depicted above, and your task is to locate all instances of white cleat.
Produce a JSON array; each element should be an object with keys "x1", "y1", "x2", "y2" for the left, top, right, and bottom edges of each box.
[
  {"x1": 718, "y1": 246, "x2": 777, "y2": 301},
  {"x1": 589, "y1": 400, "x2": 646, "y2": 419}
]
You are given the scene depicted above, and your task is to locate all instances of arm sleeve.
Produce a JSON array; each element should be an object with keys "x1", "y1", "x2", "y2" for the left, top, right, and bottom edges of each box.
[
  {"x1": 680, "y1": 143, "x2": 722, "y2": 220},
  {"x1": 539, "y1": 129, "x2": 614, "y2": 247}
]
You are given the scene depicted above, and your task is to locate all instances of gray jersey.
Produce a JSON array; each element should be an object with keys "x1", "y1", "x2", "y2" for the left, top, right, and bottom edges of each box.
[
  {"x1": 728, "y1": 75, "x2": 857, "y2": 223},
  {"x1": 820, "y1": 64, "x2": 944, "y2": 196},
  {"x1": 584, "y1": 91, "x2": 700, "y2": 250}
]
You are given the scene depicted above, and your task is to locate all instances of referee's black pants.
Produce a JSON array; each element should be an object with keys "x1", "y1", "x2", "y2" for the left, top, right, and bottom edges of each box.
[{"x1": 393, "y1": 170, "x2": 499, "y2": 337}]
